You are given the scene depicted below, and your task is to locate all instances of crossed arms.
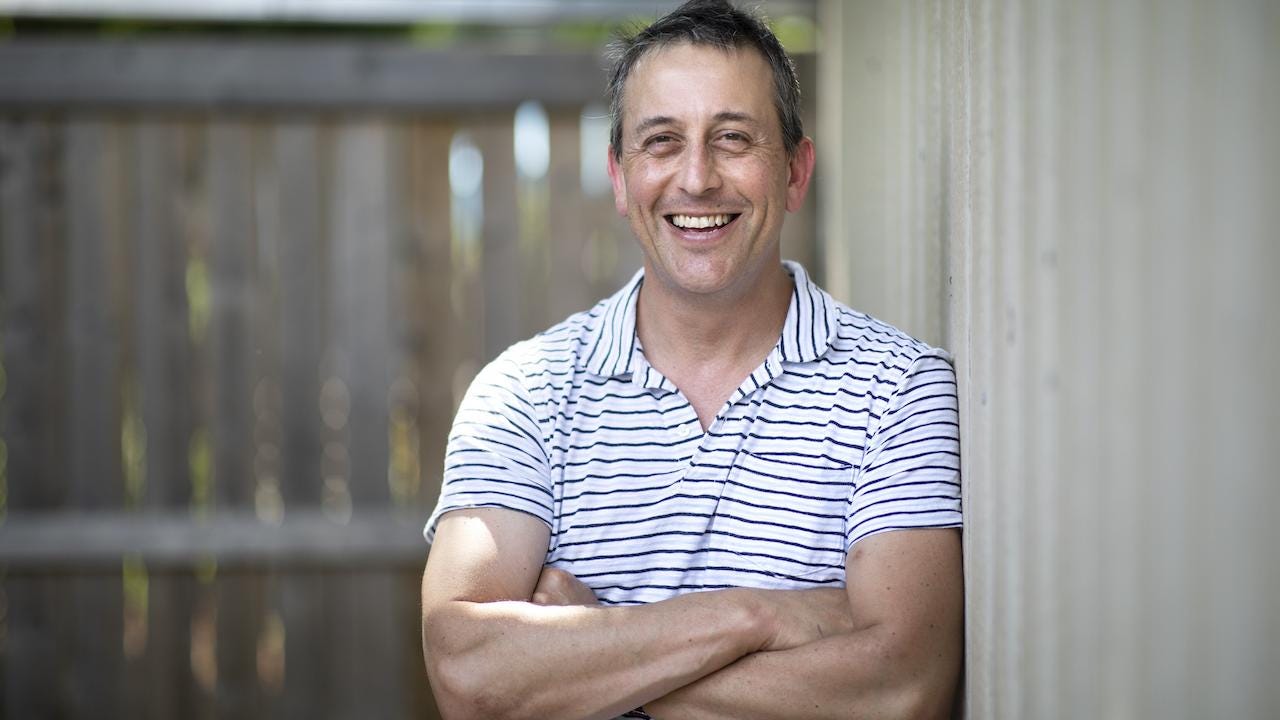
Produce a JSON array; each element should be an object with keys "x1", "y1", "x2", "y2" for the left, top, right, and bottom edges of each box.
[{"x1": 420, "y1": 507, "x2": 962, "y2": 720}]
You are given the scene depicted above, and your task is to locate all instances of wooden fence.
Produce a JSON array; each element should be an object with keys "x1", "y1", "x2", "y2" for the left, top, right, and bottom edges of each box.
[{"x1": 0, "y1": 38, "x2": 817, "y2": 718}]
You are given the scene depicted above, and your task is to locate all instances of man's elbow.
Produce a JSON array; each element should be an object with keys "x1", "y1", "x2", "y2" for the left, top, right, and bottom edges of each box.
[
  {"x1": 887, "y1": 654, "x2": 962, "y2": 720},
  {"x1": 427, "y1": 654, "x2": 509, "y2": 720},
  {"x1": 890, "y1": 679, "x2": 957, "y2": 720},
  {"x1": 859, "y1": 630, "x2": 961, "y2": 720},
  {"x1": 427, "y1": 644, "x2": 534, "y2": 720},
  {"x1": 422, "y1": 609, "x2": 520, "y2": 720}
]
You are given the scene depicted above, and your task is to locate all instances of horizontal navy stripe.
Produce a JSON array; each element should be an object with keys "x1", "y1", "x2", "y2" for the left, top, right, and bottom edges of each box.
[
  {"x1": 557, "y1": 545, "x2": 837, "y2": 572},
  {"x1": 552, "y1": 455, "x2": 694, "y2": 471},
  {"x1": 557, "y1": 492, "x2": 722, "y2": 521},
  {"x1": 858, "y1": 465, "x2": 961, "y2": 492},
  {"x1": 575, "y1": 565, "x2": 844, "y2": 584},
  {"x1": 549, "y1": 434, "x2": 700, "y2": 455},
  {"x1": 862, "y1": 448, "x2": 961, "y2": 475},
  {"x1": 857, "y1": 477, "x2": 962, "y2": 497},
  {"x1": 439, "y1": 490, "x2": 552, "y2": 514},
  {"x1": 446, "y1": 446, "x2": 544, "y2": 475},
  {"x1": 718, "y1": 494, "x2": 845, "y2": 522},
  {"x1": 848, "y1": 522, "x2": 962, "y2": 549},
  {"x1": 848, "y1": 507, "x2": 959, "y2": 536}
]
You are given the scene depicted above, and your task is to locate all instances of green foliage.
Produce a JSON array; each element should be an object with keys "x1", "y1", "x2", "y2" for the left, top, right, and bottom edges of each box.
[
  {"x1": 771, "y1": 15, "x2": 816, "y2": 54},
  {"x1": 121, "y1": 373, "x2": 147, "y2": 508},
  {"x1": 186, "y1": 257, "x2": 210, "y2": 346},
  {"x1": 189, "y1": 427, "x2": 211, "y2": 517}
]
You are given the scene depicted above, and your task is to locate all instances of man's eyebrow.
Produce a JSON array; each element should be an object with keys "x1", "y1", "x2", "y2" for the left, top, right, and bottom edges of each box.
[
  {"x1": 631, "y1": 111, "x2": 760, "y2": 136},
  {"x1": 713, "y1": 111, "x2": 759, "y2": 125},
  {"x1": 633, "y1": 115, "x2": 678, "y2": 135}
]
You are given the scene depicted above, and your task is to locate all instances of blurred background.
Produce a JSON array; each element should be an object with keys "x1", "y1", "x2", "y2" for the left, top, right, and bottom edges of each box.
[
  {"x1": 0, "y1": 1, "x2": 817, "y2": 718},
  {"x1": 0, "y1": 1, "x2": 1277, "y2": 719}
]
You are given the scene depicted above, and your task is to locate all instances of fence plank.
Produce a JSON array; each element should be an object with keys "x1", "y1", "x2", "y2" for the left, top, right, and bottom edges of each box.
[
  {"x1": 406, "y1": 120, "x2": 454, "y2": 515},
  {"x1": 401, "y1": 120, "x2": 458, "y2": 717},
  {"x1": 130, "y1": 118, "x2": 203, "y2": 720},
  {"x1": 270, "y1": 120, "x2": 328, "y2": 719},
  {"x1": 0, "y1": 116, "x2": 71, "y2": 720},
  {"x1": 330, "y1": 120, "x2": 392, "y2": 507},
  {"x1": 325, "y1": 118, "x2": 400, "y2": 718},
  {"x1": 474, "y1": 117, "x2": 521, "y2": 360},
  {"x1": 0, "y1": 118, "x2": 72, "y2": 506},
  {"x1": 65, "y1": 116, "x2": 125, "y2": 718},
  {"x1": 206, "y1": 118, "x2": 267, "y2": 720},
  {"x1": 273, "y1": 121, "x2": 325, "y2": 507},
  {"x1": 547, "y1": 109, "x2": 597, "y2": 320}
]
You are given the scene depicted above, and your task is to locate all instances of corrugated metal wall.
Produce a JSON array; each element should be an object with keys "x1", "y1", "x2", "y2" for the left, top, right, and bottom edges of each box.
[{"x1": 818, "y1": 1, "x2": 1279, "y2": 717}]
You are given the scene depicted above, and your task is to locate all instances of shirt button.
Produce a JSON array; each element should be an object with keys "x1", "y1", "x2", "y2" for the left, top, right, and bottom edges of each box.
[{"x1": 678, "y1": 424, "x2": 692, "y2": 438}]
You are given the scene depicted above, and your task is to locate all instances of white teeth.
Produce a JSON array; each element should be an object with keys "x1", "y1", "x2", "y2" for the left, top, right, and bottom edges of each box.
[{"x1": 671, "y1": 214, "x2": 731, "y2": 229}]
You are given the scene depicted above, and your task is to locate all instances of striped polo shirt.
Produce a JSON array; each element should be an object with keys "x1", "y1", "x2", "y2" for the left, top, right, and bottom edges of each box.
[{"x1": 425, "y1": 261, "x2": 962, "y2": 606}]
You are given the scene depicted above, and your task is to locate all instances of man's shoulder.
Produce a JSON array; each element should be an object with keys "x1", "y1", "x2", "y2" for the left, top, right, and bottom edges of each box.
[
  {"x1": 489, "y1": 297, "x2": 615, "y2": 379},
  {"x1": 823, "y1": 301, "x2": 951, "y2": 368}
]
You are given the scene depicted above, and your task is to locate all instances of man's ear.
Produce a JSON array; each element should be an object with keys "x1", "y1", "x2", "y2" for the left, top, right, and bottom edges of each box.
[
  {"x1": 785, "y1": 136, "x2": 816, "y2": 213},
  {"x1": 607, "y1": 147, "x2": 628, "y2": 217}
]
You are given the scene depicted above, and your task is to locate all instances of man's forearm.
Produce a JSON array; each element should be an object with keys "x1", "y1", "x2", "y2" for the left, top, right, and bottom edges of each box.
[
  {"x1": 424, "y1": 587, "x2": 774, "y2": 720},
  {"x1": 645, "y1": 624, "x2": 960, "y2": 720}
]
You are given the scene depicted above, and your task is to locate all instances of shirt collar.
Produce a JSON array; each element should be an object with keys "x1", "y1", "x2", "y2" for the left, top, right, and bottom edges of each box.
[
  {"x1": 579, "y1": 260, "x2": 839, "y2": 379},
  {"x1": 580, "y1": 268, "x2": 645, "y2": 378},
  {"x1": 776, "y1": 260, "x2": 840, "y2": 364}
]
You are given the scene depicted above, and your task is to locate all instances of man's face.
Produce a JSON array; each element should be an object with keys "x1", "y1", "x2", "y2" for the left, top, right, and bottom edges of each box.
[{"x1": 608, "y1": 42, "x2": 814, "y2": 301}]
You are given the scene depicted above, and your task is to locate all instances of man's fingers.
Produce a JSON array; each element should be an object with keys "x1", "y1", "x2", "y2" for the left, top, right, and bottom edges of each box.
[
  {"x1": 761, "y1": 587, "x2": 856, "y2": 651},
  {"x1": 532, "y1": 566, "x2": 599, "y2": 606}
]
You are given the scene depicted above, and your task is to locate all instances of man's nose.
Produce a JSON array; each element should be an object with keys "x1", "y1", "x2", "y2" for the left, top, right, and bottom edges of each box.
[{"x1": 677, "y1": 144, "x2": 722, "y2": 196}]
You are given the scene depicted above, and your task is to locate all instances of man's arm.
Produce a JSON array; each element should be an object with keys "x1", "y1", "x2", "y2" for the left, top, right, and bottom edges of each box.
[
  {"x1": 420, "y1": 507, "x2": 857, "y2": 720},
  {"x1": 642, "y1": 527, "x2": 963, "y2": 720}
]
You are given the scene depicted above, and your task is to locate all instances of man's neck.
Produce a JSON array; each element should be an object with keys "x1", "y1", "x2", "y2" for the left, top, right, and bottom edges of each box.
[{"x1": 635, "y1": 262, "x2": 793, "y2": 377}]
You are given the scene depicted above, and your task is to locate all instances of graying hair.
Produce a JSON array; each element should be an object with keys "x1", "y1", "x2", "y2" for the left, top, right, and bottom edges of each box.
[{"x1": 605, "y1": 0, "x2": 803, "y2": 161}]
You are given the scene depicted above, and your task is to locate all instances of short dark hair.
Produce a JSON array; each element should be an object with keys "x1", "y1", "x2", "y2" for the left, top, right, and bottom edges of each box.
[{"x1": 605, "y1": 0, "x2": 803, "y2": 161}]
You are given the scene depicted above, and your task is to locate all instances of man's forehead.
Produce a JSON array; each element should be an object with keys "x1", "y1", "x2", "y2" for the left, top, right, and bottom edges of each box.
[
  {"x1": 629, "y1": 40, "x2": 765, "y2": 81},
  {"x1": 621, "y1": 42, "x2": 772, "y2": 118}
]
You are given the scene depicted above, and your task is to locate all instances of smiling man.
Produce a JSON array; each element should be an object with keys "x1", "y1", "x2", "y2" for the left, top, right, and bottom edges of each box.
[{"x1": 419, "y1": 2, "x2": 963, "y2": 719}]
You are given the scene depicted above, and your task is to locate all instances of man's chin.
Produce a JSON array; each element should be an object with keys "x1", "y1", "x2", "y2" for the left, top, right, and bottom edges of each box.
[{"x1": 649, "y1": 262, "x2": 750, "y2": 300}]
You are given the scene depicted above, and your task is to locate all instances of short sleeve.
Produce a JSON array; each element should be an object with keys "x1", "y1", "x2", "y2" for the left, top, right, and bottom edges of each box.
[
  {"x1": 846, "y1": 351, "x2": 962, "y2": 549},
  {"x1": 424, "y1": 352, "x2": 552, "y2": 543}
]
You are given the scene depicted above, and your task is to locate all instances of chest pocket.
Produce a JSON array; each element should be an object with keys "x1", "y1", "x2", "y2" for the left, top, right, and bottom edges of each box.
[
  {"x1": 549, "y1": 466, "x2": 686, "y2": 560},
  {"x1": 710, "y1": 450, "x2": 852, "y2": 585}
]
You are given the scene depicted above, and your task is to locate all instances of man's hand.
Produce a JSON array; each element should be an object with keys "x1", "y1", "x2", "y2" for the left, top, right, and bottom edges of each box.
[
  {"x1": 530, "y1": 565, "x2": 853, "y2": 647},
  {"x1": 756, "y1": 587, "x2": 854, "y2": 651},
  {"x1": 644, "y1": 528, "x2": 964, "y2": 720},
  {"x1": 421, "y1": 508, "x2": 814, "y2": 720},
  {"x1": 531, "y1": 566, "x2": 599, "y2": 606}
]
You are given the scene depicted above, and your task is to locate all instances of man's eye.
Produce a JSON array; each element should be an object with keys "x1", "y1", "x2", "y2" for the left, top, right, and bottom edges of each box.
[
  {"x1": 719, "y1": 132, "x2": 749, "y2": 145},
  {"x1": 643, "y1": 135, "x2": 680, "y2": 155}
]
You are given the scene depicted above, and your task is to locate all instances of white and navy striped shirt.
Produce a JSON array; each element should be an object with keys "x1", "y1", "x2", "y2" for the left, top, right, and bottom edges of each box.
[{"x1": 426, "y1": 261, "x2": 961, "y2": 606}]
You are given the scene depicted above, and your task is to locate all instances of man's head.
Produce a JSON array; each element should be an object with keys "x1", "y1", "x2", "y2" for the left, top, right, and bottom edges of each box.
[{"x1": 606, "y1": 0, "x2": 803, "y2": 162}]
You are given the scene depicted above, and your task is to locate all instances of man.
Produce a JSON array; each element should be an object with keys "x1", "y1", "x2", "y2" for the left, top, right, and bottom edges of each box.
[{"x1": 420, "y1": 1, "x2": 963, "y2": 718}]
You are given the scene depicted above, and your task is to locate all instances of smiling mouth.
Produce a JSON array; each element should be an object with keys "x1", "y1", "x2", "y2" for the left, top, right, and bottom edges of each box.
[{"x1": 666, "y1": 213, "x2": 740, "y2": 232}]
